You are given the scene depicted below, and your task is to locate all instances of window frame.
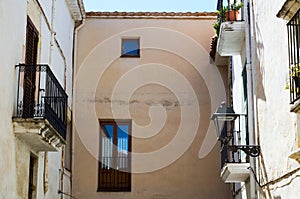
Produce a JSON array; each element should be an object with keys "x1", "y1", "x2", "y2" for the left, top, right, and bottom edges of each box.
[
  {"x1": 97, "y1": 119, "x2": 132, "y2": 192},
  {"x1": 287, "y1": 9, "x2": 300, "y2": 104},
  {"x1": 121, "y1": 38, "x2": 140, "y2": 58},
  {"x1": 28, "y1": 154, "x2": 38, "y2": 199}
]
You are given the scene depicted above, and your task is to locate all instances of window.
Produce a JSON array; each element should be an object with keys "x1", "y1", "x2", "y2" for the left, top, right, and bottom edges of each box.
[
  {"x1": 121, "y1": 38, "x2": 140, "y2": 57},
  {"x1": 287, "y1": 9, "x2": 300, "y2": 104},
  {"x1": 98, "y1": 119, "x2": 132, "y2": 192}
]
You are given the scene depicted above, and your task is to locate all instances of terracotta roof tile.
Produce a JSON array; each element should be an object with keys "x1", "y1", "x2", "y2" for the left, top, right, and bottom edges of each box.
[{"x1": 86, "y1": 11, "x2": 217, "y2": 19}]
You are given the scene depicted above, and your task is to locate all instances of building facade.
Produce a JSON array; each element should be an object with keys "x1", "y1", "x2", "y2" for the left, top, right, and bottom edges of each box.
[
  {"x1": 73, "y1": 12, "x2": 231, "y2": 199},
  {"x1": 0, "y1": 0, "x2": 84, "y2": 198},
  {"x1": 211, "y1": 0, "x2": 300, "y2": 198}
]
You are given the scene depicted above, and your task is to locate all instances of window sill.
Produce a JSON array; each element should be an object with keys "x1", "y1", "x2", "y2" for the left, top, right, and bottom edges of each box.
[
  {"x1": 277, "y1": 0, "x2": 300, "y2": 21},
  {"x1": 97, "y1": 188, "x2": 131, "y2": 192},
  {"x1": 290, "y1": 98, "x2": 300, "y2": 113},
  {"x1": 289, "y1": 148, "x2": 300, "y2": 163},
  {"x1": 120, "y1": 55, "x2": 140, "y2": 58}
]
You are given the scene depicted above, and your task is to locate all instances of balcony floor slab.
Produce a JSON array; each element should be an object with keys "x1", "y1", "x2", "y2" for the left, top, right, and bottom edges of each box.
[
  {"x1": 217, "y1": 21, "x2": 245, "y2": 56},
  {"x1": 13, "y1": 118, "x2": 66, "y2": 152},
  {"x1": 221, "y1": 162, "x2": 250, "y2": 183}
]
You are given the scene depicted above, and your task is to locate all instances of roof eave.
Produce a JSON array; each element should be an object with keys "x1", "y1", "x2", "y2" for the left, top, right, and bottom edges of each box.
[{"x1": 67, "y1": 0, "x2": 86, "y2": 21}]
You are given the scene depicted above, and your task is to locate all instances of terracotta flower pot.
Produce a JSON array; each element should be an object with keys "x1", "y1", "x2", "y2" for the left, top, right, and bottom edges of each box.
[{"x1": 225, "y1": 10, "x2": 239, "y2": 21}]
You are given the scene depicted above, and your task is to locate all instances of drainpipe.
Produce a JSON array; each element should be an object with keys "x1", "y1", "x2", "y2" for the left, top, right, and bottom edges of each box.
[
  {"x1": 72, "y1": 2, "x2": 86, "y2": 163},
  {"x1": 245, "y1": 0, "x2": 258, "y2": 198},
  {"x1": 58, "y1": 7, "x2": 85, "y2": 199},
  {"x1": 49, "y1": 0, "x2": 56, "y2": 65},
  {"x1": 72, "y1": 2, "x2": 86, "y2": 166},
  {"x1": 69, "y1": 0, "x2": 86, "y2": 196}
]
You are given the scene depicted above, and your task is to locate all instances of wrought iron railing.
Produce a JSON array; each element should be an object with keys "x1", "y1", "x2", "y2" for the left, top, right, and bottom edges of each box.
[
  {"x1": 220, "y1": 116, "x2": 249, "y2": 169},
  {"x1": 220, "y1": 131, "x2": 249, "y2": 169},
  {"x1": 98, "y1": 156, "x2": 131, "y2": 191},
  {"x1": 287, "y1": 9, "x2": 300, "y2": 104},
  {"x1": 100, "y1": 156, "x2": 130, "y2": 170},
  {"x1": 215, "y1": 0, "x2": 244, "y2": 32},
  {"x1": 15, "y1": 64, "x2": 67, "y2": 139}
]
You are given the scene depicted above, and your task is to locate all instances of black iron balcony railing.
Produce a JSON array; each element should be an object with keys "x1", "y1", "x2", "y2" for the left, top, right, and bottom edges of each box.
[
  {"x1": 210, "y1": 0, "x2": 245, "y2": 61},
  {"x1": 214, "y1": 0, "x2": 244, "y2": 36},
  {"x1": 15, "y1": 64, "x2": 67, "y2": 139},
  {"x1": 98, "y1": 156, "x2": 131, "y2": 192},
  {"x1": 287, "y1": 9, "x2": 300, "y2": 104},
  {"x1": 220, "y1": 128, "x2": 249, "y2": 168}
]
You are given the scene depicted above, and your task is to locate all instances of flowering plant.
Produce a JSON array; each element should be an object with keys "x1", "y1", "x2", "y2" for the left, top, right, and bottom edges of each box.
[{"x1": 290, "y1": 64, "x2": 300, "y2": 77}]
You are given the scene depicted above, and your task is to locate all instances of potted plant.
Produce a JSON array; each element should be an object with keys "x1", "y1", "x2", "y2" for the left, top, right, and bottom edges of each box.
[
  {"x1": 225, "y1": 1, "x2": 244, "y2": 21},
  {"x1": 213, "y1": 20, "x2": 221, "y2": 36},
  {"x1": 290, "y1": 64, "x2": 300, "y2": 87},
  {"x1": 213, "y1": 1, "x2": 243, "y2": 36},
  {"x1": 213, "y1": 8, "x2": 226, "y2": 36}
]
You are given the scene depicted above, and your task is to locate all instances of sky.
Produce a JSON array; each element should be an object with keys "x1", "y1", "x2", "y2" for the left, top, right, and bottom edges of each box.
[{"x1": 83, "y1": 0, "x2": 217, "y2": 12}]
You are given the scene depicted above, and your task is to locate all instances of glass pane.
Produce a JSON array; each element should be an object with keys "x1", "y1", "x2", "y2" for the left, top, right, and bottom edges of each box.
[
  {"x1": 101, "y1": 125, "x2": 113, "y2": 169},
  {"x1": 117, "y1": 125, "x2": 129, "y2": 169},
  {"x1": 123, "y1": 39, "x2": 139, "y2": 56}
]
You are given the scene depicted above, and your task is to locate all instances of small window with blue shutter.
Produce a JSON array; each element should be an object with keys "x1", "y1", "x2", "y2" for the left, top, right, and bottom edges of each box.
[{"x1": 121, "y1": 38, "x2": 140, "y2": 57}]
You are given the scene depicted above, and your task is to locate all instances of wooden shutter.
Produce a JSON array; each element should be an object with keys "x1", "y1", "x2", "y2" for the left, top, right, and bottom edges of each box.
[{"x1": 23, "y1": 17, "x2": 39, "y2": 118}]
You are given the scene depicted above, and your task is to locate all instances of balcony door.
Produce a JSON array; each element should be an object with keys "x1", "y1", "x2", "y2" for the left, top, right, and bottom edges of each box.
[
  {"x1": 98, "y1": 119, "x2": 132, "y2": 191},
  {"x1": 23, "y1": 17, "x2": 39, "y2": 118}
]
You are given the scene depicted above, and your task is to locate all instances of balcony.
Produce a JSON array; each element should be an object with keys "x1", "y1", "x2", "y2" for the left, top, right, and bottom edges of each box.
[
  {"x1": 213, "y1": 1, "x2": 245, "y2": 56},
  {"x1": 287, "y1": 10, "x2": 300, "y2": 112},
  {"x1": 13, "y1": 64, "x2": 67, "y2": 151},
  {"x1": 219, "y1": 126, "x2": 251, "y2": 183},
  {"x1": 220, "y1": 145, "x2": 250, "y2": 183},
  {"x1": 289, "y1": 63, "x2": 300, "y2": 111},
  {"x1": 217, "y1": 21, "x2": 245, "y2": 56},
  {"x1": 211, "y1": 103, "x2": 260, "y2": 183}
]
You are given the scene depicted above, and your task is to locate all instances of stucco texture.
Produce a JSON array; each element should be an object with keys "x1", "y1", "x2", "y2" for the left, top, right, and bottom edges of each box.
[{"x1": 73, "y1": 15, "x2": 230, "y2": 199}]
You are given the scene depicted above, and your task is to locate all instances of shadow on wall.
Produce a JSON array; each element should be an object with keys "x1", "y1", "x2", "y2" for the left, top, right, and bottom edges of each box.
[
  {"x1": 253, "y1": 16, "x2": 266, "y2": 102},
  {"x1": 257, "y1": 137, "x2": 273, "y2": 199},
  {"x1": 274, "y1": 197, "x2": 281, "y2": 199}
]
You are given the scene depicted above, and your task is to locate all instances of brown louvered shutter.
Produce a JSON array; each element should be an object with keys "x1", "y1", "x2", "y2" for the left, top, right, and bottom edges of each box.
[{"x1": 23, "y1": 17, "x2": 39, "y2": 118}]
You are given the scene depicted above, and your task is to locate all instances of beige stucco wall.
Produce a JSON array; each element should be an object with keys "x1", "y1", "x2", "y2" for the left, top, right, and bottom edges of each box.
[
  {"x1": 250, "y1": 0, "x2": 300, "y2": 198},
  {"x1": 73, "y1": 15, "x2": 230, "y2": 199}
]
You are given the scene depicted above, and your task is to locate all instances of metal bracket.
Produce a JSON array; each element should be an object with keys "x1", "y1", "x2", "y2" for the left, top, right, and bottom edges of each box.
[{"x1": 228, "y1": 145, "x2": 260, "y2": 157}]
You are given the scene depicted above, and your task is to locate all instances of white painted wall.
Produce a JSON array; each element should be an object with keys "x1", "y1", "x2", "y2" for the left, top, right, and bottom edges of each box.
[
  {"x1": 54, "y1": 0, "x2": 74, "y2": 65},
  {"x1": 231, "y1": 0, "x2": 300, "y2": 198},
  {"x1": 0, "y1": 0, "x2": 26, "y2": 198},
  {"x1": 40, "y1": 19, "x2": 52, "y2": 63},
  {"x1": 223, "y1": 0, "x2": 300, "y2": 198},
  {"x1": 52, "y1": 0, "x2": 75, "y2": 106},
  {"x1": 0, "y1": 0, "x2": 80, "y2": 198},
  {"x1": 38, "y1": 0, "x2": 53, "y2": 25}
]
